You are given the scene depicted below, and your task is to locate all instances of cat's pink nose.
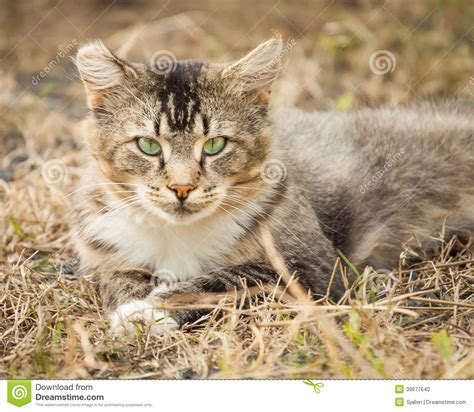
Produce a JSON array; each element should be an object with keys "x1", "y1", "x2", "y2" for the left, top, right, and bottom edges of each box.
[{"x1": 168, "y1": 183, "x2": 196, "y2": 200}]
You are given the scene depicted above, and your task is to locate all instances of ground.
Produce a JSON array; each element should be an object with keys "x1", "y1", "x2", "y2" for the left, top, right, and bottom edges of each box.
[{"x1": 0, "y1": 0, "x2": 473, "y2": 379}]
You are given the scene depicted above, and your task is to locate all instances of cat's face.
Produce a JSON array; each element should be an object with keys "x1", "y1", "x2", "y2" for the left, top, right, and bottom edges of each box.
[{"x1": 76, "y1": 39, "x2": 283, "y2": 224}]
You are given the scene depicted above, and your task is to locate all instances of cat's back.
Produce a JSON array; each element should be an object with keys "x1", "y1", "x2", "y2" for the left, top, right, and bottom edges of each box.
[
  {"x1": 273, "y1": 101, "x2": 474, "y2": 186},
  {"x1": 272, "y1": 102, "x2": 473, "y2": 266}
]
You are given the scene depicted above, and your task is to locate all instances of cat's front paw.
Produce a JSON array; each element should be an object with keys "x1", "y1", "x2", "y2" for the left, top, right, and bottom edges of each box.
[{"x1": 109, "y1": 299, "x2": 178, "y2": 336}]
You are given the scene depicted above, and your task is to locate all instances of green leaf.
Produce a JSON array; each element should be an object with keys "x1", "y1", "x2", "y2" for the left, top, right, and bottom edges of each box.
[
  {"x1": 32, "y1": 260, "x2": 56, "y2": 272},
  {"x1": 348, "y1": 311, "x2": 361, "y2": 332},
  {"x1": 52, "y1": 322, "x2": 64, "y2": 345},
  {"x1": 337, "y1": 249, "x2": 360, "y2": 277},
  {"x1": 319, "y1": 35, "x2": 359, "y2": 54},
  {"x1": 432, "y1": 330, "x2": 454, "y2": 360},
  {"x1": 10, "y1": 218, "x2": 26, "y2": 239}
]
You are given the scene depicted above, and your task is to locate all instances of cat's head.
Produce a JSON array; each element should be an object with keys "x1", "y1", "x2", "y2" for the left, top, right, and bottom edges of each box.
[{"x1": 75, "y1": 38, "x2": 284, "y2": 224}]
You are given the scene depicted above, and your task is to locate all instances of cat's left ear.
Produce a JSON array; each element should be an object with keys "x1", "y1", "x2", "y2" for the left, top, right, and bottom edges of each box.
[
  {"x1": 223, "y1": 36, "x2": 285, "y2": 104},
  {"x1": 75, "y1": 41, "x2": 139, "y2": 109}
]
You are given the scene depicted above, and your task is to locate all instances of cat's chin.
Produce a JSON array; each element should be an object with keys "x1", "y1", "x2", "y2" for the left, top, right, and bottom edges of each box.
[{"x1": 143, "y1": 200, "x2": 220, "y2": 225}]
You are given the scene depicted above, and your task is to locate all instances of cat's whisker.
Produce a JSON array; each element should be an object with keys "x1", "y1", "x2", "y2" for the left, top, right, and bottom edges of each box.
[
  {"x1": 222, "y1": 194, "x2": 319, "y2": 254},
  {"x1": 218, "y1": 199, "x2": 314, "y2": 256},
  {"x1": 219, "y1": 200, "x2": 266, "y2": 224},
  {"x1": 75, "y1": 190, "x2": 136, "y2": 203},
  {"x1": 214, "y1": 203, "x2": 247, "y2": 225},
  {"x1": 226, "y1": 191, "x2": 308, "y2": 219},
  {"x1": 79, "y1": 195, "x2": 143, "y2": 228},
  {"x1": 227, "y1": 185, "x2": 343, "y2": 235},
  {"x1": 76, "y1": 197, "x2": 145, "y2": 239},
  {"x1": 225, "y1": 192, "x2": 304, "y2": 223},
  {"x1": 100, "y1": 196, "x2": 143, "y2": 217},
  {"x1": 66, "y1": 182, "x2": 142, "y2": 197},
  {"x1": 63, "y1": 190, "x2": 138, "y2": 218},
  {"x1": 74, "y1": 194, "x2": 143, "y2": 234},
  {"x1": 220, "y1": 198, "x2": 288, "y2": 234},
  {"x1": 231, "y1": 183, "x2": 336, "y2": 240}
]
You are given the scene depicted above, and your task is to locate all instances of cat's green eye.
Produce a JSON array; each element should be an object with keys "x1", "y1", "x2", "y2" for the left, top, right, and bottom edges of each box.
[
  {"x1": 137, "y1": 137, "x2": 162, "y2": 156},
  {"x1": 202, "y1": 137, "x2": 226, "y2": 156}
]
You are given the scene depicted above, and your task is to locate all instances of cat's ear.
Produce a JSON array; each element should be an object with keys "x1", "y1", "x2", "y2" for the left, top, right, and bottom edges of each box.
[
  {"x1": 75, "y1": 41, "x2": 138, "y2": 109},
  {"x1": 223, "y1": 36, "x2": 285, "y2": 104}
]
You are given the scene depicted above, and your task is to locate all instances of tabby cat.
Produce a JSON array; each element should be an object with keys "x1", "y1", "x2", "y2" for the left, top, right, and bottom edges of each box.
[{"x1": 73, "y1": 38, "x2": 474, "y2": 335}]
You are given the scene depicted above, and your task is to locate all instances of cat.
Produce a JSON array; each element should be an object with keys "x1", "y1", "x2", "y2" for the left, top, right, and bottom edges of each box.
[{"x1": 72, "y1": 37, "x2": 474, "y2": 335}]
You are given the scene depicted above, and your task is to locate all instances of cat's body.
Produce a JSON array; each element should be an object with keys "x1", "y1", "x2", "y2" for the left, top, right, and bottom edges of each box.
[
  {"x1": 275, "y1": 103, "x2": 474, "y2": 269},
  {"x1": 72, "y1": 39, "x2": 473, "y2": 334}
]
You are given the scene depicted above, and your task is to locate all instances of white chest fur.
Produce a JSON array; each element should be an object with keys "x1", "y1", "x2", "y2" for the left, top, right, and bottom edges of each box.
[{"x1": 83, "y1": 207, "x2": 249, "y2": 281}]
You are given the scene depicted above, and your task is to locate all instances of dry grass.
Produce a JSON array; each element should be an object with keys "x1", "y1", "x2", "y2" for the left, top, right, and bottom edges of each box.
[{"x1": 1, "y1": 0, "x2": 473, "y2": 379}]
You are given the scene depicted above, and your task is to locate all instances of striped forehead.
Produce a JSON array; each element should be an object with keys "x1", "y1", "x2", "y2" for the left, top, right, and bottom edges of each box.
[{"x1": 153, "y1": 61, "x2": 204, "y2": 134}]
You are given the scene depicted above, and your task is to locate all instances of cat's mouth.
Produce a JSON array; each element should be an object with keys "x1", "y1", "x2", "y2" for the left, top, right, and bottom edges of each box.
[
  {"x1": 141, "y1": 195, "x2": 221, "y2": 224},
  {"x1": 172, "y1": 202, "x2": 198, "y2": 215},
  {"x1": 135, "y1": 185, "x2": 226, "y2": 225}
]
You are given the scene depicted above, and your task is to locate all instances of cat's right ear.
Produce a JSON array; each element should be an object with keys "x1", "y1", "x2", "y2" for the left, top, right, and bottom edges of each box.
[
  {"x1": 222, "y1": 36, "x2": 285, "y2": 104},
  {"x1": 75, "y1": 41, "x2": 138, "y2": 109}
]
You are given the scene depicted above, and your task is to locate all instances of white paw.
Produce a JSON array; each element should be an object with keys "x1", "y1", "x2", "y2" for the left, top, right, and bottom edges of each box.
[{"x1": 109, "y1": 299, "x2": 178, "y2": 336}]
